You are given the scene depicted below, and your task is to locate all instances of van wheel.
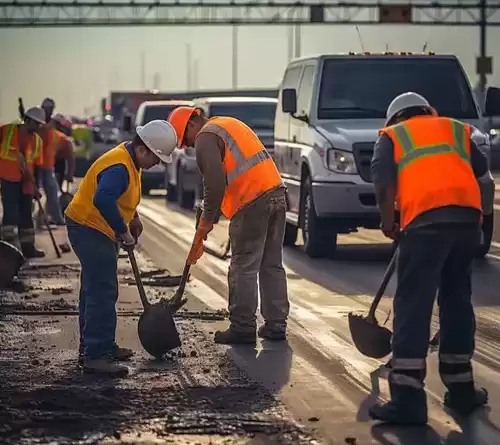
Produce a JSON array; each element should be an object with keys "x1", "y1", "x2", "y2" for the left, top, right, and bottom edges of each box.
[
  {"x1": 283, "y1": 222, "x2": 298, "y2": 247},
  {"x1": 476, "y1": 212, "x2": 494, "y2": 259},
  {"x1": 177, "y1": 169, "x2": 195, "y2": 209},
  {"x1": 301, "y1": 177, "x2": 337, "y2": 258}
]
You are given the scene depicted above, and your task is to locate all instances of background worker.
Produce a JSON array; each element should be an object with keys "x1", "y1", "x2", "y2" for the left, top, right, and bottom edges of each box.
[
  {"x1": 41, "y1": 97, "x2": 56, "y2": 123},
  {"x1": 168, "y1": 107, "x2": 290, "y2": 345},
  {"x1": 0, "y1": 107, "x2": 46, "y2": 258},
  {"x1": 37, "y1": 115, "x2": 65, "y2": 226},
  {"x1": 52, "y1": 114, "x2": 75, "y2": 189},
  {"x1": 64, "y1": 120, "x2": 177, "y2": 377},
  {"x1": 370, "y1": 92, "x2": 488, "y2": 424}
]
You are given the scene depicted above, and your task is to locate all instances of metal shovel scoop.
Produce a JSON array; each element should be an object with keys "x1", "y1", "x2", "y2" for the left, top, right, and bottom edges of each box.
[
  {"x1": 0, "y1": 241, "x2": 25, "y2": 288},
  {"x1": 128, "y1": 250, "x2": 181, "y2": 358},
  {"x1": 348, "y1": 247, "x2": 398, "y2": 359}
]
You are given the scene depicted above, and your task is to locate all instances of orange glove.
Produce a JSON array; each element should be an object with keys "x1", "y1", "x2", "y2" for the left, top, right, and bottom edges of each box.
[{"x1": 186, "y1": 218, "x2": 214, "y2": 265}]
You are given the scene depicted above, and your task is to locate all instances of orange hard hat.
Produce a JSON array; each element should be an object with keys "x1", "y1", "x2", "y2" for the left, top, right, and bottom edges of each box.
[{"x1": 167, "y1": 106, "x2": 200, "y2": 147}]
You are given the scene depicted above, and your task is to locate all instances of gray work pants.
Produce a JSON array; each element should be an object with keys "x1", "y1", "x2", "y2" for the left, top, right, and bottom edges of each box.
[
  {"x1": 39, "y1": 167, "x2": 64, "y2": 224},
  {"x1": 227, "y1": 190, "x2": 290, "y2": 333}
]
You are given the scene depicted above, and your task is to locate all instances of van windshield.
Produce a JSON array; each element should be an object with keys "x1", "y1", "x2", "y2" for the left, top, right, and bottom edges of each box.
[
  {"x1": 318, "y1": 58, "x2": 478, "y2": 120},
  {"x1": 141, "y1": 105, "x2": 178, "y2": 124},
  {"x1": 210, "y1": 103, "x2": 276, "y2": 130}
]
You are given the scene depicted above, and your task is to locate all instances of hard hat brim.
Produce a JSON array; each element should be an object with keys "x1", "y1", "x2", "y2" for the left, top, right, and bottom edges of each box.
[
  {"x1": 25, "y1": 114, "x2": 46, "y2": 125},
  {"x1": 136, "y1": 125, "x2": 174, "y2": 164}
]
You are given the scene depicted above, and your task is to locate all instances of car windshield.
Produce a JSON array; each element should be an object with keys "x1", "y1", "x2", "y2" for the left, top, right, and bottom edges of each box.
[
  {"x1": 318, "y1": 58, "x2": 478, "y2": 120},
  {"x1": 142, "y1": 105, "x2": 178, "y2": 124},
  {"x1": 209, "y1": 103, "x2": 276, "y2": 130}
]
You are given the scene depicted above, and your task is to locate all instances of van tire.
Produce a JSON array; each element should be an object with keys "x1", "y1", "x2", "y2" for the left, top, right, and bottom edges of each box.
[
  {"x1": 476, "y1": 212, "x2": 494, "y2": 259},
  {"x1": 283, "y1": 222, "x2": 298, "y2": 247},
  {"x1": 177, "y1": 168, "x2": 195, "y2": 209},
  {"x1": 301, "y1": 176, "x2": 337, "y2": 258},
  {"x1": 166, "y1": 183, "x2": 177, "y2": 202}
]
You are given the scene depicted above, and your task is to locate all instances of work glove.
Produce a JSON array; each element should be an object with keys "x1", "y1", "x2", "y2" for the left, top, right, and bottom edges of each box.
[
  {"x1": 129, "y1": 216, "x2": 143, "y2": 240},
  {"x1": 119, "y1": 229, "x2": 136, "y2": 252},
  {"x1": 380, "y1": 222, "x2": 400, "y2": 241},
  {"x1": 186, "y1": 218, "x2": 214, "y2": 265},
  {"x1": 64, "y1": 174, "x2": 74, "y2": 183}
]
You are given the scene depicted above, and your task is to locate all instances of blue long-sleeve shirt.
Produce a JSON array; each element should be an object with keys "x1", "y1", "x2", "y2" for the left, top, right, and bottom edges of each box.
[{"x1": 93, "y1": 143, "x2": 138, "y2": 235}]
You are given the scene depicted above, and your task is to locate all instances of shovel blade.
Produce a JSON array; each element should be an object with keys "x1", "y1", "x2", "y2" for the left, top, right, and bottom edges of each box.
[
  {"x1": 348, "y1": 312, "x2": 392, "y2": 359},
  {"x1": 0, "y1": 241, "x2": 25, "y2": 288},
  {"x1": 138, "y1": 302, "x2": 181, "y2": 358}
]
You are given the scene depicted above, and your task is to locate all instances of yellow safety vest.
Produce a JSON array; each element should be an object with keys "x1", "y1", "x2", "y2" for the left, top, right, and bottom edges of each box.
[{"x1": 65, "y1": 143, "x2": 142, "y2": 240}]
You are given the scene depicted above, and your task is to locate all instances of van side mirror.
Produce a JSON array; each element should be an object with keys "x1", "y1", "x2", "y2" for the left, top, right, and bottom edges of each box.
[
  {"x1": 485, "y1": 87, "x2": 500, "y2": 116},
  {"x1": 122, "y1": 115, "x2": 132, "y2": 133},
  {"x1": 282, "y1": 89, "x2": 297, "y2": 114}
]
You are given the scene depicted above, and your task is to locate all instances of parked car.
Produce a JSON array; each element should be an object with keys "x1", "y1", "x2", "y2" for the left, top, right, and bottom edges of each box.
[
  {"x1": 274, "y1": 53, "x2": 499, "y2": 259},
  {"x1": 92, "y1": 115, "x2": 120, "y2": 144},
  {"x1": 132, "y1": 100, "x2": 195, "y2": 195},
  {"x1": 171, "y1": 96, "x2": 277, "y2": 208}
]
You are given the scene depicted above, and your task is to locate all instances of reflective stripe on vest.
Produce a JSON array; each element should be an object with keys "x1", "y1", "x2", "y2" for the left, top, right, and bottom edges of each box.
[
  {"x1": 201, "y1": 123, "x2": 272, "y2": 185},
  {"x1": 32, "y1": 135, "x2": 41, "y2": 161},
  {"x1": 391, "y1": 119, "x2": 470, "y2": 171},
  {"x1": 1, "y1": 124, "x2": 17, "y2": 161}
]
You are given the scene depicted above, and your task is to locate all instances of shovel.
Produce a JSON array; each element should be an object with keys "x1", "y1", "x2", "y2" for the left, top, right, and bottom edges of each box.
[
  {"x1": 34, "y1": 195, "x2": 62, "y2": 259},
  {"x1": 348, "y1": 246, "x2": 398, "y2": 359},
  {"x1": 128, "y1": 249, "x2": 181, "y2": 358}
]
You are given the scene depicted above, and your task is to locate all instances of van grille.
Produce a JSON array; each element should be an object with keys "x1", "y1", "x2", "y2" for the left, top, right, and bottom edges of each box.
[{"x1": 353, "y1": 142, "x2": 375, "y2": 183}]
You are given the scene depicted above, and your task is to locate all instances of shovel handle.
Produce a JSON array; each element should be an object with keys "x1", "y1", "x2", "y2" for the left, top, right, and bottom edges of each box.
[
  {"x1": 35, "y1": 196, "x2": 62, "y2": 259},
  {"x1": 367, "y1": 244, "x2": 398, "y2": 320},
  {"x1": 128, "y1": 250, "x2": 151, "y2": 310},
  {"x1": 171, "y1": 263, "x2": 190, "y2": 305}
]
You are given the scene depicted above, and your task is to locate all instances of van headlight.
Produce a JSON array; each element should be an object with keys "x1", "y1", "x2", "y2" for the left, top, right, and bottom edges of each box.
[{"x1": 327, "y1": 149, "x2": 357, "y2": 174}]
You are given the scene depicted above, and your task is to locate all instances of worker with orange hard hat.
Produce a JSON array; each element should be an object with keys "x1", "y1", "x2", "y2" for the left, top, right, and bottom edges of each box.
[{"x1": 168, "y1": 106, "x2": 290, "y2": 345}]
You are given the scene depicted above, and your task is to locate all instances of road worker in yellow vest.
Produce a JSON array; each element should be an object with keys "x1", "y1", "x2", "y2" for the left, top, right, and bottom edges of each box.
[
  {"x1": 64, "y1": 120, "x2": 178, "y2": 377},
  {"x1": 168, "y1": 107, "x2": 290, "y2": 345},
  {"x1": 0, "y1": 107, "x2": 46, "y2": 257}
]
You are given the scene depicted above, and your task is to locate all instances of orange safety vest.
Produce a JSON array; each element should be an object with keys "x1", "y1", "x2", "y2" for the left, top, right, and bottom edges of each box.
[
  {"x1": 379, "y1": 115, "x2": 482, "y2": 229},
  {"x1": 197, "y1": 116, "x2": 283, "y2": 219},
  {"x1": 65, "y1": 143, "x2": 142, "y2": 240},
  {"x1": 38, "y1": 126, "x2": 60, "y2": 169},
  {"x1": 0, "y1": 123, "x2": 43, "y2": 186}
]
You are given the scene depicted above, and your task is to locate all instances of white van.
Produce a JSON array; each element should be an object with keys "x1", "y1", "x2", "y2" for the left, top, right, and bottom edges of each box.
[{"x1": 274, "y1": 52, "x2": 499, "y2": 258}]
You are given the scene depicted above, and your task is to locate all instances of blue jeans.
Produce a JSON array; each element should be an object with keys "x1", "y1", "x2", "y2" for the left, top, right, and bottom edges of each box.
[
  {"x1": 39, "y1": 167, "x2": 64, "y2": 224},
  {"x1": 67, "y1": 218, "x2": 119, "y2": 359}
]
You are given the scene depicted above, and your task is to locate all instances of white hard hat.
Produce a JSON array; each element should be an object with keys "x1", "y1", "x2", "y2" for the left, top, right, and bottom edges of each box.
[
  {"x1": 24, "y1": 106, "x2": 46, "y2": 125},
  {"x1": 385, "y1": 92, "x2": 433, "y2": 126},
  {"x1": 136, "y1": 120, "x2": 177, "y2": 164}
]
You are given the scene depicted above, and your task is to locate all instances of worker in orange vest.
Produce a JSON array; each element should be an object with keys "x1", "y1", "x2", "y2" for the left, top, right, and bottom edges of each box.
[
  {"x1": 37, "y1": 116, "x2": 65, "y2": 226},
  {"x1": 0, "y1": 107, "x2": 46, "y2": 257},
  {"x1": 52, "y1": 114, "x2": 75, "y2": 189},
  {"x1": 168, "y1": 107, "x2": 289, "y2": 345},
  {"x1": 369, "y1": 92, "x2": 488, "y2": 424}
]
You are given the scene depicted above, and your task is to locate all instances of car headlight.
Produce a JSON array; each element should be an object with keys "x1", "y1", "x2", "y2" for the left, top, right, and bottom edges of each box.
[
  {"x1": 490, "y1": 129, "x2": 498, "y2": 136},
  {"x1": 326, "y1": 149, "x2": 357, "y2": 174}
]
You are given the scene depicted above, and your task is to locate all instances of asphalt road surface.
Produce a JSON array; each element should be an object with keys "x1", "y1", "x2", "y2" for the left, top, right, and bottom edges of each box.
[{"x1": 135, "y1": 191, "x2": 500, "y2": 445}]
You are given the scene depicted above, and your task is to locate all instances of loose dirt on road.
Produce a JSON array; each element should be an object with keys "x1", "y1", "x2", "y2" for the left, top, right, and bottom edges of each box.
[{"x1": 0, "y1": 235, "x2": 317, "y2": 445}]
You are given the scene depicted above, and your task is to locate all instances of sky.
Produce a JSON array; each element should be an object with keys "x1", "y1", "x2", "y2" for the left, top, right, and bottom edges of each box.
[{"x1": 1, "y1": 17, "x2": 500, "y2": 121}]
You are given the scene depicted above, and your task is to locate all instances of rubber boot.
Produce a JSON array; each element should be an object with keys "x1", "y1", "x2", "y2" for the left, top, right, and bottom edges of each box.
[
  {"x1": 214, "y1": 327, "x2": 256, "y2": 345},
  {"x1": 83, "y1": 354, "x2": 129, "y2": 377},
  {"x1": 444, "y1": 386, "x2": 488, "y2": 416},
  {"x1": 19, "y1": 228, "x2": 45, "y2": 258},
  {"x1": 258, "y1": 323, "x2": 287, "y2": 341}
]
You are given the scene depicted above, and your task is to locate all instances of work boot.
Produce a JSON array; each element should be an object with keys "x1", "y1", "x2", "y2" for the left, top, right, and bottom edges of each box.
[
  {"x1": 258, "y1": 324, "x2": 287, "y2": 341},
  {"x1": 214, "y1": 327, "x2": 256, "y2": 345},
  {"x1": 444, "y1": 387, "x2": 488, "y2": 416},
  {"x1": 83, "y1": 354, "x2": 129, "y2": 377},
  {"x1": 78, "y1": 344, "x2": 134, "y2": 367},
  {"x1": 21, "y1": 245, "x2": 46, "y2": 259},
  {"x1": 369, "y1": 401, "x2": 428, "y2": 425}
]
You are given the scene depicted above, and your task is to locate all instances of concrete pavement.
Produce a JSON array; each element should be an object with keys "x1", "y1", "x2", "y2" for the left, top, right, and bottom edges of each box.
[
  {"x1": 138, "y1": 196, "x2": 500, "y2": 445},
  {"x1": 0, "y1": 227, "x2": 314, "y2": 444}
]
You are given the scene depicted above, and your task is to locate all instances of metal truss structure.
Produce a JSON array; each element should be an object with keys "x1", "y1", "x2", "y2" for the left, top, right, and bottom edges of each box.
[{"x1": 0, "y1": 1, "x2": 499, "y2": 28}]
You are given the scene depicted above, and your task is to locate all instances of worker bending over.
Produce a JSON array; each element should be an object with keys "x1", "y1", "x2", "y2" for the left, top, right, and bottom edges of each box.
[
  {"x1": 37, "y1": 115, "x2": 65, "y2": 226},
  {"x1": 370, "y1": 92, "x2": 488, "y2": 424},
  {"x1": 0, "y1": 107, "x2": 46, "y2": 258},
  {"x1": 52, "y1": 114, "x2": 75, "y2": 190},
  {"x1": 65, "y1": 120, "x2": 177, "y2": 376},
  {"x1": 168, "y1": 107, "x2": 290, "y2": 344}
]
